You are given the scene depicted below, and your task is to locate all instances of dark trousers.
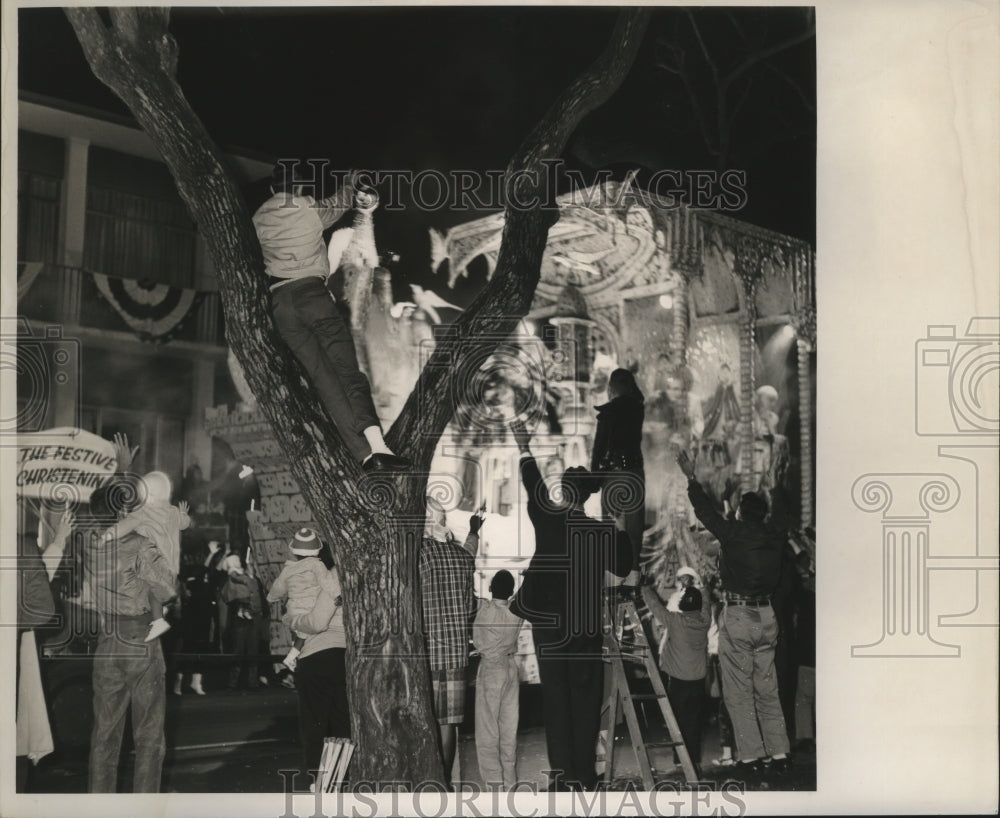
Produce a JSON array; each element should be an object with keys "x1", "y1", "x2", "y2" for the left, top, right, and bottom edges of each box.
[
  {"x1": 536, "y1": 650, "x2": 604, "y2": 790},
  {"x1": 664, "y1": 674, "x2": 706, "y2": 764},
  {"x1": 296, "y1": 648, "x2": 351, "y2": 777},
  {"x1": 88, "y1": 618, "x2": 166, "y2": 793},
  {"x1": 228, "y1": 617, "x2": 262, "y2": 687},
  {"x1": 271, "y1": 277, "x2": 380, "y2": 462}
]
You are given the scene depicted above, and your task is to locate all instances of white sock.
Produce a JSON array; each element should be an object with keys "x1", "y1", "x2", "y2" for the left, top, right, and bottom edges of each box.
[{"x1": 362, "y1": 426, "x2": 393, "y2": 456}]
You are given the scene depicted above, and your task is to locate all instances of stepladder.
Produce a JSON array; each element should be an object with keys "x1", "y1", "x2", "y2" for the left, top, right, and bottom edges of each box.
[{"x1": 600, "y1": 587, "x2": 699, "y2": 788}]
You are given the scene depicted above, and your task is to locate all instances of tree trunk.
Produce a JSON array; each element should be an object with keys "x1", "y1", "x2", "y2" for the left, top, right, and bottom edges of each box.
[{"x1": 65, "y1": 6, "x2": 649, "y2": 785}]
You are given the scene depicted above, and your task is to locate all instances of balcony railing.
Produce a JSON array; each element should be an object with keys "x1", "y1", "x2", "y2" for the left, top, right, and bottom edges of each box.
[{"x1": 17, "y1": 262, "x2": 225, "y2": 347}]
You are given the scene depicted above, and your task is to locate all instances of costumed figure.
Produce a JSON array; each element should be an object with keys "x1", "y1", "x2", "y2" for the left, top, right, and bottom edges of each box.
[{"x1": 591, "y1": 368, "x2": 646, "y2": 585}]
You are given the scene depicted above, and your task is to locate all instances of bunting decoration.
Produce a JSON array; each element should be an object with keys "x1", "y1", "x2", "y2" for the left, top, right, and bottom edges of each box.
[{"x1": 92, "y1": 273, "x2": 203, "y2": 343}]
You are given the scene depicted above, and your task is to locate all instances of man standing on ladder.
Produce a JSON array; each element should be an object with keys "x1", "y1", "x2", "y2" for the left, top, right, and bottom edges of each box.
[{"x1": 676, "y1": 450, "x2": 791, "y2": 777}]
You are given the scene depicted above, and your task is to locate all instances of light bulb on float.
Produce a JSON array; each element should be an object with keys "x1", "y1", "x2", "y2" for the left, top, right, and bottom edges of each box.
[{"x1": 659, "y1": 294, "x2": 673, "y2": 309}]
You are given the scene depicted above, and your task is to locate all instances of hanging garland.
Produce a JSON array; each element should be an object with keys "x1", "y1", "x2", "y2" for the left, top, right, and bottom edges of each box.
[{"x1": 92, "y1": 272, "x2": 204, "y2": 343}]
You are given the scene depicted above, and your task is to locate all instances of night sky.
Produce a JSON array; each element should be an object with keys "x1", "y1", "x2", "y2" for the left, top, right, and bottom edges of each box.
[{"x1": 18, "y1": 6, "x2": 815, "y2": 302}]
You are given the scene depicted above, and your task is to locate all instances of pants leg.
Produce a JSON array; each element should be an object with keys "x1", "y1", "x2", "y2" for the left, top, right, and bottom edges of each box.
[
  {"x1": 666, "y1": 676, "x2": 705, "y2": 764},
  {"x1": 475, "y1": 661, "x2": 505, "y2": 789},
  {"x1": 795, "y1": 665, "x2": 816, "y2": 741},
  {"x1": 752, "y1": 609, "x2": 790, "y2": 757},
  {"x1": 536, "y1": 654, "x2": 574, "y2": 788},
  {"x1": 718, "y1": 606, "x2": 767, "y2": 761},
  {"x1": 129, "y1": 637, "x2": 167, "y2": 793},
  {"x1": 567, "y1": 653, "x2": 604, "y2": 790},
  {"x1": 327, "y1": 649, "x2": 351, "y2": 740},
  {"x1": 296, "y1": 648, "x2": 350, "y2": 778},
  {"x1": 498, "y1": 659, "x2": 520, "y2": 789},
  {"x1": 88, "y1": 648, "x2": 130, "y2": 793},
  {"x1": 272, "y1": 282, "x2": 378, "y2": 462},
  {"x1": 230, "y1": 622, "x2": 249, "y2": 687},
  {"x1": 718, "y1": 694, "x2": 734, "y2": 750}
]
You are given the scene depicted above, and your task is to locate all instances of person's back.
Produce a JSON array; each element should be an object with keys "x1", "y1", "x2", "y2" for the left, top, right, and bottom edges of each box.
[
  {"x1": 270, "y1": 556, "x2": 327, "y2": 618},
  {"x1": 106, "y1": 471, "x2": 189, "y2": 573},
  {"x1": 253, "y1": 192, "x2": 333, "y2": 282},
  {"x1": 677, "y1": 448, "x2": 791, "y2": 774},
  {"x1": 473, "y1": 570, "x2": 522, "y2": 790},
  {"x1": 474, "y1": 598, "x2": 523, "y2": 661}
]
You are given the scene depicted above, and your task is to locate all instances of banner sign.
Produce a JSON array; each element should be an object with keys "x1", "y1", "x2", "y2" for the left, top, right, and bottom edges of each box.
[{"x1": 17, "y1": 428, "x2": 117, "y2": 503}]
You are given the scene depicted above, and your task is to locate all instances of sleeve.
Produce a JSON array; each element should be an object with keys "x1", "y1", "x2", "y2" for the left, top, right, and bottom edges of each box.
[
  {"x1": 700, "y1": 589, "x2": 713, "y2": 626},
  {"x1": 266, "y1": 566, "x2": 288, "y2": 603},
  {"x1": 314, "y1": 184, "x2": 355, "y2": 230},
  {"x1": 461, "y1": 532, "x2": 480, "y2": 558},
  {"x1": 609, "y1": 528, "x2": 633, "y2": 578},
  {"x1": 686, "y1": 478, "x2": 730, "y2": 542},
  {"x1": 17, "y1": 539, "x2": 56, "y2": 630},
  {"x1": 519, "y1": 454, "x2": 550, "y2": 528},
  {"x1": 641, "y1": 584, "x2": 670, "y2": 636},
  {"x1": 137, "y1": 543, "x2": 178, "y2": 603},
  {"x1": 102, "y1": 511, "x2": 141, "y2": 542},
  {"x1": 285, "y1": 588, "x2": 338, "y2": 635}
]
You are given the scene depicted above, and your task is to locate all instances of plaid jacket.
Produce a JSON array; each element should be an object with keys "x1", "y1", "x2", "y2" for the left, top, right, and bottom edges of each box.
[{"x1": 419, "y1": 534, "x2": 478, "y2": 671}]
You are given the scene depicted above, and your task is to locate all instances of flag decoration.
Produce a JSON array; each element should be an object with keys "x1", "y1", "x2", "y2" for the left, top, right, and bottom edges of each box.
[{"x1": 92, "y1": 272, "x2": 204, "y2": 343}]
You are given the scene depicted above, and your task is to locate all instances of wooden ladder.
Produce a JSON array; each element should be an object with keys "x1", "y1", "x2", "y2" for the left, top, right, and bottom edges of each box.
[{"x1": 601, "y1": 589, "x2": 699, "y2": 788}]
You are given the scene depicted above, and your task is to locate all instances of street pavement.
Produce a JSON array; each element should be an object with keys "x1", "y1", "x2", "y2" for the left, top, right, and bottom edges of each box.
[{"x1": 26, "y1": 679, "x2": 815, "y2": 794}]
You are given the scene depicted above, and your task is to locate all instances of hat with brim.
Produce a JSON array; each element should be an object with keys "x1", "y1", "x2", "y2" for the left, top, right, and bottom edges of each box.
[
  {"x1": 291, "y1": 528, "x2": 322, "y2": 556},
  {"x1": 676, "y1": 566, "x2": 701, "y2": 585}
]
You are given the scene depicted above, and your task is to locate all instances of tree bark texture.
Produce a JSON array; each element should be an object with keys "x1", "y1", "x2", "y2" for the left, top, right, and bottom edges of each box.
[{"x1": 65, "y1": 6, "x2": 649, "y2": 786}]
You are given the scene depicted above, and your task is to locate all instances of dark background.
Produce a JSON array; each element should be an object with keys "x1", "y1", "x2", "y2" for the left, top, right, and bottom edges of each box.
[{"x1": 18, "y1": 6, "x2": 815, "y2": 304}]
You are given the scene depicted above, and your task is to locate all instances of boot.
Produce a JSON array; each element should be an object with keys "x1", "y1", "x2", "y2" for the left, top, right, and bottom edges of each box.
[
  {"x1": 189, "y1": 673, "x2": 205, "y2": 695},
  {"x1": 173, "y1": 673, "x2": 183, "y2": 696}
]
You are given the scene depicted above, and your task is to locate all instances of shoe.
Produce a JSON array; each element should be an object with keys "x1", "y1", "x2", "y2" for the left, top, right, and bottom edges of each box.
[
  {"x1": 729, "y1": 759, "x2": 766, "y2": 777},
  {"x1": 258, "y1": 675, "x2": 270, "y2": 687},
  {"x1": 712, "y1": 756, "x2": 736, "y2": 767},
  {"x1": 145, "y1": 618, "x2": 172, "y2": 642},
  {"x1": 189, "y1": 674, "x2": 205, "y2": 695},
  {"x1": 280, "y1": 674, "x2": 296, "y2": 689},
  {"x1": 362, "y1": 453, "x2": 411, "y2": 473},
  {"x1": 172, "y1": 673, "x2": 183, "y2": 696},
  {"x1": 765, "y1": 756, "x2": 793, "y2": 775}
]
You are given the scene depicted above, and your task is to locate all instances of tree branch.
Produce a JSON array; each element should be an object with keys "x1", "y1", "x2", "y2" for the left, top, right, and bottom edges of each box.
[
  {"x1": 721, "y1": 13, "x2": 815, "y2": 90},
  {"x1": 685, "y1": 10, "x2": 719, "y2": 81},
  {"x1": 389, "y1": 8, "x2": 651, "y2": 460},
  {"x1": 762, "y1": 59, "x2": 815, "y2": 113},
  {"x1": 63, "y1": 8, "x2": 115, "y2": 79}
]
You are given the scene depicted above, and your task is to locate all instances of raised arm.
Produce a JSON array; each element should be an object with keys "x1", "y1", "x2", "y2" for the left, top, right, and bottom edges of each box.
[
  {"x1": 677, "y1": 450, "x2": 729, "y2": 541},
  {"x1": 101, "y1": 511, "x2": 141, "y2": 543},
  {"x1": 176, "y1": 501, "x2": 191, "y2": 531},
  {"x1": 461, "y1": 508, "x2": 485, "y2": 558},
  {"x1": 510, "y1": 421, "x2": 551, "y2": 524},
  {"x1": 314, "y1": 173, "x2": 358, "y2": 229}
]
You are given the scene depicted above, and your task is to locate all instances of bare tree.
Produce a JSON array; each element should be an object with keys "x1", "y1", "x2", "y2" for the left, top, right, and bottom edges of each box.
[
  {"x1": 654, "y1": 8, "x2": 815, "y2": 172},
  {"x1": 64, "y1": 6, "x2": 649, "y2": 785}
]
